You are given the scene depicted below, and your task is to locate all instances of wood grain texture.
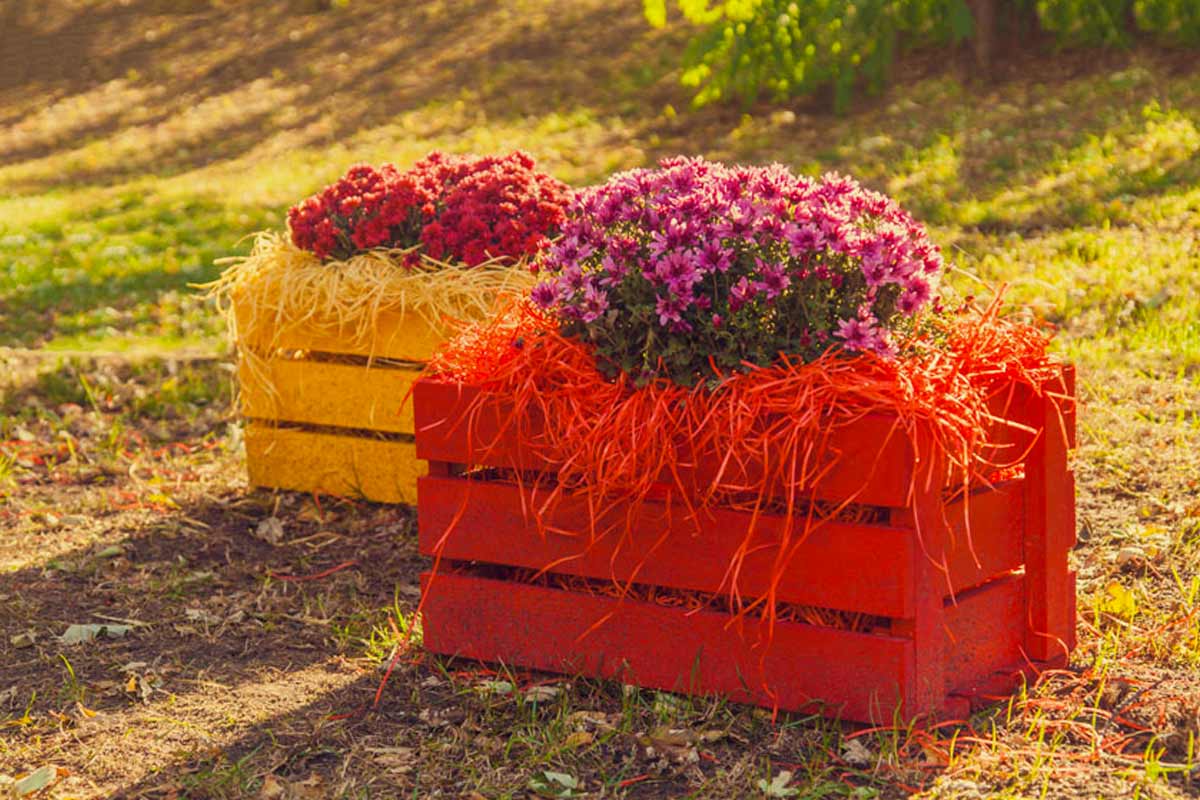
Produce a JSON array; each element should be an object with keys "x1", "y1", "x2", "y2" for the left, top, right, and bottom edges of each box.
[
  {"x1": 421, "y1": 571, "x2": 911, "y2": 723},
  {"x1": 245, "y1": 424, "x2": 424, "y2": 503},
  {"x1": 236, "y1": 302, "x2": 443, "y2": 362},
  {"x1": 417, "y1": 475, "x2": 916, "y2": 616},
  {"x1": 240, "y1": 357, "x2": 421, "y2": 434}
]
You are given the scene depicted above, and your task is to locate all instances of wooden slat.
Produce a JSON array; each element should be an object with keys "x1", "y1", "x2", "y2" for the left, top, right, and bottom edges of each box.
[
  {"x1": 943, "y1": 573, "x2": 1025, "y2": 696},
  {"x1": 894, "y1": 481, "x2": 1025, "y2": 596},
  {"x1": 235, "y1": 301, "x2": 444, "y2": 362},
  {"x1": 413, "y1": 379, "x2": 923, "y2": 508},
  {"x1": 941, "y1": 482, "x2": 1024, "y2": 594},
  {"x1": 420, "y1": 571, "x2": 912, "y2": 723},
  {"x1": 1022, "y1": 386, "x2": 1077, "y2": 661},
  {"x1": 240, "y1": 357, "x2": 421, "y2": 434},
  {"x1": 245, "y1": 424, "x2": 424, "y2": 504},
  {"x1": 418, "y1": 476, "x2": 915, "y2": 617},
  {"x1": 903, "y1": 482, "x2": 949, "y2": 718}
]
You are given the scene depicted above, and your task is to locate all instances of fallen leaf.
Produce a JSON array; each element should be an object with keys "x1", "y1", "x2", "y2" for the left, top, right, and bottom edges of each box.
[
  {"x1": 258, "y1": 775, "x2": 285, "y2": 799},
  {"x1": 254, "y1": 517, "x2": 285, "y2": 545},
  {"x1": 528, "y1": 770, "x2": 579, "y2": 798},
  {"x1": 648, "y1": 726, "x2": 693, "y2": 747},
  {"x1": 185, "y1": 608, "x2": 222, "y2": 626},
  {"x1": 523, "y1": 684, "x2": 561, "y2": 702},
  {"x1": 475, "y1": 680, "x2": 514, "y2": 696},
  {"x1": 842, "y1": 737, "x2": 873, "y2": 767},
  {"x1": 59, "y1": 623, "x2": 131, "y2": 645},
  {"x1": 1100, "y1": 581, "x2": 1138, "y2": 619},
  {"x1": 366, "y1": 746, "x2": 415, "y2": 774},
  {"x1": 568, "y1": 710, "x2": 614, "y2": 730},
  {"x1": 13, "y1": 765, "x2": 57, "y2": 797},
  {"x1": 9, "y1": 632, "x2": 36, "y2": 649},
  {"x1": 563, "y1": 730, "x2": 594, "y2": 749},
  {"x1": 643, "y1": 726, "x2": 699, "y2": 764},
  {"x1": 0, "y1": 687, "x2": 17, "y2": 708},
  {"x1": 758, "y1": 770, "x2": 799, "y2": 798}
]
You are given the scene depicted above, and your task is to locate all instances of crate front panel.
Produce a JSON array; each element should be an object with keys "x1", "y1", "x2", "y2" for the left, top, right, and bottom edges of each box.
[
  {"x1": 235, "y1": 301, "x2": 443, "y2": 362},
  {"x1": 245, "y1": 424, "x2": 424, "y2": 503},
  {"x1": 240, "y1": 357, "x2": 420, "y2": 434},
  {"x1": 420, "y1": 571, "x2": 912, "y2": 723}
]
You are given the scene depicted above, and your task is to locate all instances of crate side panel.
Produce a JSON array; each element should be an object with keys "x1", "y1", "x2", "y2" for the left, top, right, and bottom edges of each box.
[
  {"x1": 245, "y1": 424, "x2": 423, "y2": 503},
  {"x1": 241, "y1": 358, "x2": 421, "y2": 434},
  {"x1": 417, "y1": 476, "x2": 914, "y2": 617},
  {"x1": 421, "y1": 572, "x2": 912, "y2": 723}
]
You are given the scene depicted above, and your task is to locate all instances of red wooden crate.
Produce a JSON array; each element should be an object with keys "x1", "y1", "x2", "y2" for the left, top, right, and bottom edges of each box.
[{"x1": 413, "y1": 368, "x2": 1077, "y2": 723}]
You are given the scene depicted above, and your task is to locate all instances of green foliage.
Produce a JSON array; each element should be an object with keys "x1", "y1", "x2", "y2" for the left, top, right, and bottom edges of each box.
[
  {"x1": 647, "y1": 0, "x2": 1200, "y2": 111},
  {"x1": 647, "y1": 0, "x2": 974, "y2": 112}
]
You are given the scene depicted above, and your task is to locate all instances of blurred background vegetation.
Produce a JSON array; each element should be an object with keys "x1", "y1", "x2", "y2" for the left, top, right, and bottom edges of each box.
[
  {"x1": 646, "y1": 0, "x2": 1200, "y2": 110},
  {"x1": 0, "y1": 0, "x2": 1197, "y2": 378}
]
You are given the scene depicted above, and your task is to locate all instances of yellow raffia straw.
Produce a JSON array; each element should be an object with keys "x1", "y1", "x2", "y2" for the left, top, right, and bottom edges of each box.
[{"x1": 197, "y1": 230, "x2": 537, "y2": 415}]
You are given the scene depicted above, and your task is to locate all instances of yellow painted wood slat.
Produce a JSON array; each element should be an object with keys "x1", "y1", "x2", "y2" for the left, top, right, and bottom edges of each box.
[
  {"x1": 245, "y1": 424, "x2": 425, "y2": 504},
  {"x1": 234, "y1": 300, "x2": 444, "y2": 362},
  {"x1": 240, "y1": 358, "x2": 421, "y2": 435}
]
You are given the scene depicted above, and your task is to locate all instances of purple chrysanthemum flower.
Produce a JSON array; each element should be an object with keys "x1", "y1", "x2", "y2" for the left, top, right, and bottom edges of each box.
[
  {"x1": 531, "y1": 281, "x2": 558, "y2": 309},
  {"x1": 834, "y1": 317, "x2": 873, "y2": 351},
  {"x1": 580, "y1": 282, "x2": 609, "y2": 323}
]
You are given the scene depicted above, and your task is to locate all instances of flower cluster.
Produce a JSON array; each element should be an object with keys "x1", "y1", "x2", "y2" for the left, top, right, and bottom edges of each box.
[
  {"x1": 531, "y1": 157, "x2": 942, "y2": 384},
  {"x1": 287, "y1": 152, "x2": 569, "y2": 266},
  {"x1": 421, "y1": 151, "x2": 569, "y2": 267}
]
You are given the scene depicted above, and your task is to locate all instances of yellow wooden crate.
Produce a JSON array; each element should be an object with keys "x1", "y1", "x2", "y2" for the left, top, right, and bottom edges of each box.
[
  {"x1": 234, "y1": 298, "x2": 437, "y2": 504},
  {"x1": 245, "y1": 424, "x2": 425, "y2": 504}
]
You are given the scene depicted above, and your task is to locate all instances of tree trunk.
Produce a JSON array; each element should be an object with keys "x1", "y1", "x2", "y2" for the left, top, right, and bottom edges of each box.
[{"x1": 969, "y1": 0, "x2": 996, "y2": 76}]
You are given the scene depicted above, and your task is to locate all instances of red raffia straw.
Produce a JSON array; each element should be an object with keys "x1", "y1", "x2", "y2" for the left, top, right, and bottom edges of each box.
[{"x1": 267, "y1": 560, "x2": 358, "y2": 582}]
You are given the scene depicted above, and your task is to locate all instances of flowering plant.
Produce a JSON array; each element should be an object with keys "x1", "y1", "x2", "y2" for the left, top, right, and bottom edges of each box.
[
  {"x1": 287, "y1": 151, "x2": 570, "y2": 267},
  {"x1": 531, "y1": 157, "x2": 943, "y2": 385}
]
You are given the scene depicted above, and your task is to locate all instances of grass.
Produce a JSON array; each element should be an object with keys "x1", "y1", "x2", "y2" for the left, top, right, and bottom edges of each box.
[{"x1": 2, "y1": 0, "x2": 1199, "y2": 797}]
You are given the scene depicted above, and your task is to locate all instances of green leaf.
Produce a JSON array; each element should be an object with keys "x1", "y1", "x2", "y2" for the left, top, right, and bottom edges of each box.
[
  {"x1": 643, "y1": 0, "x2": 668, "y2": 28},
  {"x1": 529, "y1": 770, "x2": 580, "y2": 798}
]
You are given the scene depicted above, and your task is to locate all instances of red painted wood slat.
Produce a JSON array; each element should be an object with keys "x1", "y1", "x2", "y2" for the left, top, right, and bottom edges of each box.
[
  {"x1": 943, "y1": 573, "x2": 1025, "y2": 693},
  {"x1": 1022, "y1": 388, "x2": 1076, "y2": 662},
  {"x1": 417, "y1": 475, "x2": 916, "y2": 617},
  {"x1": 413, "y1": 380, "x2": 922, "y2": 508},
  {"x1": 420, "y1": 571, "x2": 913, "y2": 723}
]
